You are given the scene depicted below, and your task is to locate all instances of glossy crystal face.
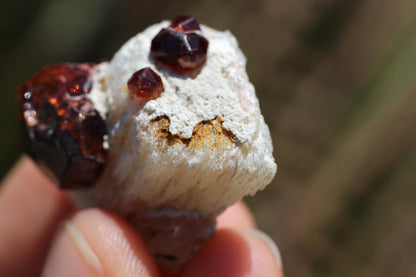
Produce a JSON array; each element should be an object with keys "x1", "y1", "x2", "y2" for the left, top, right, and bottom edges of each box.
[
  {"x1": 127, "y1": 67, "x2": 164, "y2": 100},
  {"x1": 151, "y1": 17, "x2": 208, "y2": 78},
  {"x1": 169, "y1": 15, "x2": 201, "y2": 32},
  {"x1": 18, "y1": 64, "x2": 108, "y2": 189}
]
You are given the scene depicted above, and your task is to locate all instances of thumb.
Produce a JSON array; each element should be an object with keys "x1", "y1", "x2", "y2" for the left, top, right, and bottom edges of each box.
[{"x1": 41, "y1": 208, "x2": 159, "y2": 277}]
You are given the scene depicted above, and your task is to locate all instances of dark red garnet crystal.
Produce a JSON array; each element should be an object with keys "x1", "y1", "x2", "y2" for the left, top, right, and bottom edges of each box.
[
  {"x1": 151, "y1": 16, "x2": 208, "y2": 78},
  {"x1": 18, "y1": 64, "x2": 108, "y2": 189},
  {"x1": 170, "y1": 15, "x2": 201, "y2": 33},
  {"x1": 127, "y1": 67, "x2": 164, "y2": 100}
]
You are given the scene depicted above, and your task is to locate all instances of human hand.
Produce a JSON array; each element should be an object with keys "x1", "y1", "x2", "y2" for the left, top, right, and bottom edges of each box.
[{"x1": 0, "y1": 157, "x2": 283, "y2": 277}]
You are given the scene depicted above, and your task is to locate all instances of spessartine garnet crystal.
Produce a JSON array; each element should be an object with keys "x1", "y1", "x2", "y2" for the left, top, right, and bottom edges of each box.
[
  {"x1": 169, "y1": 16, "x2": 201, "y2": 33},
  {"x1": 18, "y1": 64, "x2": 108, "y2": 189},
  {"x1": 151, "y1": 16, "x2": 208, "y2": 78},
  {"x1": 127, "y1": 67, "x2": 164, "y2": 100}
]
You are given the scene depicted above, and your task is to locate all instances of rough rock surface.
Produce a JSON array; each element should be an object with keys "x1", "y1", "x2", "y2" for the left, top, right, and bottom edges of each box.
[{"x1": 71, "y1": 21, "x2": 277, "y2": 269}]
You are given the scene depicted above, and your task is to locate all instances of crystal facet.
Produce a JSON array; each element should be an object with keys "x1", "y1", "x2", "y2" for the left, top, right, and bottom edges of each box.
[
  {"x1": 170, "y1": 15, "x2": 201, "y2": 32},
  {"x1": 127, "y1": 67, "x2": 164, "y2": 100},
  {"x1": 18, "y1": 64, "x2": 108, "y2": 189},
  {"x1": 151, "y1": 17, "x2": 208, "y2": 78}
]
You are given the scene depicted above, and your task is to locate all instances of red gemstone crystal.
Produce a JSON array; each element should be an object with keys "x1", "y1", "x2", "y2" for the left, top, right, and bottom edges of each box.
[
  {"x1": 18, "y1": 64, "x2": 108, "y2": 189},
  {"x1": 151, "y1": 17, "x2": 208, "y2": 78},
  {"x1": 127, "y1": 67, "x2": 164, "y2": 100},
  {"x1": 169, "y1": 16, "x2": 201, "y2": 32}
]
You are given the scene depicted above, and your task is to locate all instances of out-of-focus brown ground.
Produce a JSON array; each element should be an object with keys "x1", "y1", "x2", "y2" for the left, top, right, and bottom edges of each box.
[{"x1": 1, "y1": 1, "x2": 416, "y2": 276}]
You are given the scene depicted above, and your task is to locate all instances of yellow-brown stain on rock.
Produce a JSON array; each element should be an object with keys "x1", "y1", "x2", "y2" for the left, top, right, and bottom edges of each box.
[
  {"x1": 99, "y1": 76, "x2": 108, "y2": 91},
  {"x1": 150, "y1": 116, "x2": 236, "y2": 150}
]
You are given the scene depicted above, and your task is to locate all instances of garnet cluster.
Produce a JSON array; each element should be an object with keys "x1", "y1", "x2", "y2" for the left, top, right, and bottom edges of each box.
[
  {"x1": 18, "y1": 16, "x2": 209, "y2": 189},
  {"x1": 18, "y1": 64, "x2": 108, "y2": 189},
  {"x1": 151, "y1": 16, "x2": 208, "y2": 77},
  {"x1": 127, "y1": 16, "x2": 208, "y2": 98}
]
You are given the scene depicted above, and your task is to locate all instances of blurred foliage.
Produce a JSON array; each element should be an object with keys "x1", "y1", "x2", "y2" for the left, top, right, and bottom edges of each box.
[{"x1": 1, "y1": 0, "x2": 416, "y2": 276}]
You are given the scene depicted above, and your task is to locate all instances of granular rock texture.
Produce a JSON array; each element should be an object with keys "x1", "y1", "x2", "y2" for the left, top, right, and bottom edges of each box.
[{"x1": 89, "y1": 21, "x2": 277, "y2": 217}]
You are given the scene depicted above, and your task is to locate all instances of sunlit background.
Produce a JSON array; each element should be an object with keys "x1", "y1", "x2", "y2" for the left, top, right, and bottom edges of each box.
[{"x1": 1, "y1": 0, "x2": 416, "y2": 276}]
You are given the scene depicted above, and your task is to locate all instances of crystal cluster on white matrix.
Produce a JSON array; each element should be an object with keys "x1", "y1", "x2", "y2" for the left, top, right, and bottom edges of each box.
[{"x1": 85, "y1": 21, "x2": 277, "y2": 217}]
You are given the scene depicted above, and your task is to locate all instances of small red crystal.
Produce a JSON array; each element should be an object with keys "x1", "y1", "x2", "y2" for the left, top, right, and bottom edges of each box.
[
  {"x1": 151, "y1": 17, "x2": 208, "y2": 78},
  {"x1": 127, "y1": 67, "x2": 164, "y2": 100},
  {"x1": 169, "y1": 16, "x2": 201, "y2": 32},
  {"x1": 18, "y1": 64, "x2": 108, "y2": 189}
]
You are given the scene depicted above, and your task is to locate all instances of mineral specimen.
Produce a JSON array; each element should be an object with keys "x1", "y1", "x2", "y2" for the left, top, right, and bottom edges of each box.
[{"x1": 18, "y1": 16, "x2": 277, "y2": 271}]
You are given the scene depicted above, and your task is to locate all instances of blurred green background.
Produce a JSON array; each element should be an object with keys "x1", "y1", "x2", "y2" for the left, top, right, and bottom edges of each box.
[{"x1": 1, "y1": 0, "x2": 416, "y2": 276}]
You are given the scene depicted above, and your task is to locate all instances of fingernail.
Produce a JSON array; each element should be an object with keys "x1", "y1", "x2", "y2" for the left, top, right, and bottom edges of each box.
[
  {"x1": 41, "y1": 221, "x2": 104, "y2": 277},
  {"x1": 247, "y1": 229, "x2": 283, "y2": 268}
]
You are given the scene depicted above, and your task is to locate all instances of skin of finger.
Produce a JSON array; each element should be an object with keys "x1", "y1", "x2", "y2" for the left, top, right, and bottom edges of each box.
[
  {"x1": 216, "y1": 201, "x2": 256, "y2": 230},
  {"x1": 70, "y1": 208, "x2": 160, "y2": 277},
  {"x1": 0, "y1": 157, "x2": 74, "y2": 277},
  {"x1": 41, "y1": 223, "x2": 100, "y2": 277},
  {"x1": 179, "y1": 229, "x2": 283, "y2": 277}
]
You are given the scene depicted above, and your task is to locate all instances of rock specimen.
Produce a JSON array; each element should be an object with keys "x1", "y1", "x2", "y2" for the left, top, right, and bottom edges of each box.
[{"x1": 18, "y1": 16, "x2": 277, "y2": 270}]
